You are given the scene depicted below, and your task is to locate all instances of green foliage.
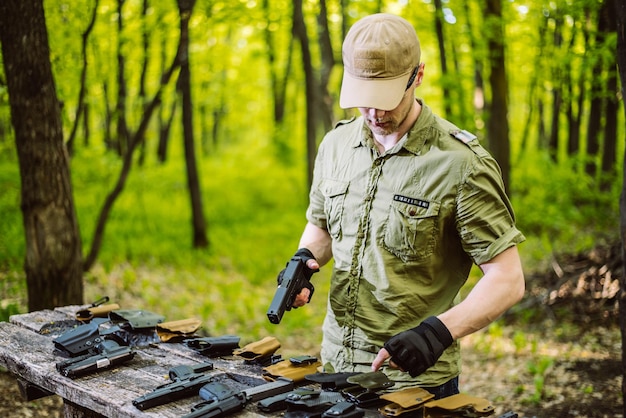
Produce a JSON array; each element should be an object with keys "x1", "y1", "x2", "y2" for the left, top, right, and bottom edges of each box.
[
  {"x1": 523, "y1": 356, "x2": 554, "y2": 405},
  {"x1": 0, "y1": 159, "x2": 23, "y2": 270},
  {"x1": 0, "y1": 301, "x2": 20, "y2": 323},
  {"x1": 510, "y1": 150, "x2": 620, "y2": 272}
]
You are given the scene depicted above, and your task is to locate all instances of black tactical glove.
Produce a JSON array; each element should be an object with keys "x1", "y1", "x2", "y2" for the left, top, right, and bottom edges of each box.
[
  {"x1": 277, "y1": 248, "x2": 319, "y2": 284},
  {"x1": 384, "y1": 316, "x2": 454, "y2": 377}
]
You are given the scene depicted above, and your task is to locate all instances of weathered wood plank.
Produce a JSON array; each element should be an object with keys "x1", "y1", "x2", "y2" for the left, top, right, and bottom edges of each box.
[
  {"x1": 0, "y1": 310, "x2": 276, "y2": 418},
  {"x1": 2, "y1": 309, "x2": 383, "y2": 418}
]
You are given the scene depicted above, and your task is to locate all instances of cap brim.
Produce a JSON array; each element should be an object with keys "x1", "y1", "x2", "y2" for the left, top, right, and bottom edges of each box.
[{"x1": 339, "y1": 71, "x2": 412, "y2": 111}]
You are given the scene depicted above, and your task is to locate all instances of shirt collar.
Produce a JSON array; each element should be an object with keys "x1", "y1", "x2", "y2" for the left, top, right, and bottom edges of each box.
[
  {"x1": 352, "y1": 99, "x2": 435, "y2": 155},
  {"x1": 403, "y1": 99, "x2": 435, "y2": 155}
]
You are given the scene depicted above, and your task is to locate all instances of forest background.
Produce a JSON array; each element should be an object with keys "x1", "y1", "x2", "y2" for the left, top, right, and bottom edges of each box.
[{"x1": 0, "y1": 0, "x2": 624, "y2": 416}]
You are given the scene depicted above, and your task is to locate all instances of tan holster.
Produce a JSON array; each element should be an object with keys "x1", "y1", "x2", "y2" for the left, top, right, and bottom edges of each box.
[
  {"x1": 233, "y1": 336, "x2": 281, "y2": 360},
  {"x1": 424, "y1": 393, "x2": 495, "y2": 417},
  {"x1": 263, "y1": 359, "x2": 322, "y2": 383},
  {"x1": 156, "y1": 318, "x2": 202, "y2": 342},
  {"x1": 379, "y1": 386, "x2": 435, "y2": 416},
  {"x1": 76, "y1": 304, "x2": 120, "y2": 321}
]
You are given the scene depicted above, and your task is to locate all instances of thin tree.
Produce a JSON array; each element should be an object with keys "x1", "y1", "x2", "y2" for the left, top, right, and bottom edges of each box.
[
  {"x1": 462, "y1": 2, "x2": 485, "y2": 125},
  {"x1": 484, "y1": 0, "x2": 511, "y2": 190},
  {"x1": 600, "y1": 1, "x2": 619, "y2": 190},
  {"x1": 518, "y1": 14, "x2": 548, "y2": 160},
  {"x1": 115, "y1": 0, "x2": 130, "y2": 157},
  {"x1": 316, "y1": 0, "x2": 335, "y2": 133},
  {"x1": 262, "y1": 0, "x2": 293, "y2": 126},
  {"x1": 0, "y1": 0, "x2": 84, "y2": 310},
  {"x1": 433, "y1": 0, "x2": 453, "y2": 119},
  {"x1": 614, "y1": 0, "x2": 626, "y2": 414},
  {"x1": 177, "y1": 0, "x2": 208, "y2": 248},
  {"x1": 138, "y1": 0, "x2": 151, "y2": 166},
  {"x1": 292, "y1": 0, "x2": 319, "y2": 188},
  {"x1": 66, "y1": 0, "x2": 99, "y2": 156},
  {"x1": 157, "y1": 15, "x2": 177, "y2": 163}
]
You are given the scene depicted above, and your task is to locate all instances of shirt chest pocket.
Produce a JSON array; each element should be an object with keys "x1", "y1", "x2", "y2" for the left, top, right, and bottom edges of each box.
[
  {"x1": 383, "y1": 198, "x2": 440, "y2": 262},
  {"x1": 321, "y1": 179, "x2": 349, "y2": 240}
]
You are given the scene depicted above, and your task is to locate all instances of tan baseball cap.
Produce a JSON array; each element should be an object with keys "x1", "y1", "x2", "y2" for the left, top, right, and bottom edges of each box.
[{"x1": 340, "y1": 14, "x2": 421, "y2": 111}]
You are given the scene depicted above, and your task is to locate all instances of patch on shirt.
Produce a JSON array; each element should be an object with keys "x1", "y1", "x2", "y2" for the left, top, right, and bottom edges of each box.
[
  {"x1": 393, "y1": 195, "x2": 430, "y2": 208},
  {"x1": 450, "y1": 129, "x2": 477, "y2": 144}
]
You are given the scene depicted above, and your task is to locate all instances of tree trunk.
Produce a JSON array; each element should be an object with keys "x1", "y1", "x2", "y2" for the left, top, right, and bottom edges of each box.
[
  {"x1": 66, "y1": 0, "x2": 99, "y2": 156},
  {"x1": 137, "y1": 0, "x2": 151, "y2": 167},
  {"x1": 316, "y1": 0, "x2": 335, "y2": 133},
  {"x1": 262, "y1": 0, "x2": 292, "y2": 126},
  {"x1": 462, "y1": 2, "x2": 485, "y2": 123},
  {"x1": 177, "y1": 0, "x2": 208, "y2": 248},
  {"x1": 612, "y1": 0, "x2": 626, "y2": 412},
  {"x1": 601, "y1": 3, "x2": 619, "y2": 190},
  {"x1": 292, "y1": 0, "x2": 318, "y2": 189},
  {"x1": 158, "y1": 32, "x2": 175, "y2": 163},
  {"x1": 114, "y1": 0, "x2": 129, "y2": 157},
  {"x1": 433, "y1": 0, "x2": 452, "y2": 119},
  {"x1": 0, "y1": 0, "x2": 84, "y2": 310},
  {"x1": 548, "y1": 12, "x2": 563, "y2": 162},
  {"x1": 518, "y1": 13, "x2": 548, "y2": 160},
  {"x1": 586, "y1": 3, "x2": 613, "y2": 179},
  {"x1": 484, "y1": 0, "x2": 511, "y2": 190},
  {"x1": 566, "y1": 13, "x2": 587, "y2": 160}
]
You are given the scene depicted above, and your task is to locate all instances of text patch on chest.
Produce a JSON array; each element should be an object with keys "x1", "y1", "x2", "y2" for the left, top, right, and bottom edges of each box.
[{"x1": 393, "y1": 195, "x2": 430, "y2": 209}]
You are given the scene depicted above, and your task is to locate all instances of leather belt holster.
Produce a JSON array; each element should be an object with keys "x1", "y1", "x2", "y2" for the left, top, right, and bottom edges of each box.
[
  {"x1": 424, "y1": 393, "x2": 495, "y2": 417},
  {"x1": 379, "y1": 387, "x2": 435, "y2": 416},
  {"x1": 76, "y1": 303, "x2": 120, "y2": 321},
  {"x1": 233, "y1": 336, "x2": 281, "y2": 360},
  {"x1": 156, "y1": 318, "x2": 202, "y2": 342},
  {"x1": 263, "y1": 357, "x2": 322, "y2": 383}
]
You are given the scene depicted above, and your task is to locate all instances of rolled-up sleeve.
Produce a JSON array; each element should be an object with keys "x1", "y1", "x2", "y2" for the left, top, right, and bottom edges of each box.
[
  {"x1": 456, "y1": 152, "x2": 525, "y2": 265},
  {"x1": 306, "y1": 142, "x2": 328, "y2": 230}
]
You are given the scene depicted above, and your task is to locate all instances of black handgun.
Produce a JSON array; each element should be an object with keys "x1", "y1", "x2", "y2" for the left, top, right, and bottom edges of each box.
[
  {"x1": 267, "y1": 256, "x2": 315, "y2": 324},
  {"x1": 55, "y1": 339, "x2": 134, "y2": 378},
  {"x1": 182, "y1": 377, "x2": 294, "y2": 418},
  {"x1": 132, "y1": 362, "x2": 214, "y2": 410}
]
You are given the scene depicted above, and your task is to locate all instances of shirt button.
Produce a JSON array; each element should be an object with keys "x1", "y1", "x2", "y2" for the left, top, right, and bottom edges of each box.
[{"x1": 409, "y1": 208, "x2": 417, "y2": 216}]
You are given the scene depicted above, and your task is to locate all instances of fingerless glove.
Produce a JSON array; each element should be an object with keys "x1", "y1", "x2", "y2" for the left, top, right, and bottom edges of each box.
[
  {"x1": 383, "y1": 316, "x2": 453, "y2": 377},
  {"x1": 277, "y1": 248, "x2": 319, "y2": 284}
]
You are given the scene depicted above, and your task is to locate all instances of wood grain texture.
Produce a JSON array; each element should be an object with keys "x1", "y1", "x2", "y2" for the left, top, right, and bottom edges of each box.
[{"x1": 0, "y1": 306, "x2": 275, "y2": 417}]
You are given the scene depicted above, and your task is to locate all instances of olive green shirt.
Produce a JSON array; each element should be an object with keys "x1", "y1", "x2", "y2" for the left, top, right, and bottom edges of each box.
[{"x1": 306, "y1": 101, "x2": 525, "y2": 387}]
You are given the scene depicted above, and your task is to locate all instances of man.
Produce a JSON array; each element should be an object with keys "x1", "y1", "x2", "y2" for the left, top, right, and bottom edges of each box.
[{"x1": 282, "y1": 13, "x2": 525, "y2": 398}]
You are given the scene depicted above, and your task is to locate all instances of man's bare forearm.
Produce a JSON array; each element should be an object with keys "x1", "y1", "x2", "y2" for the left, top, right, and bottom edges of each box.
[
  {"x1": 438, "y1": 246, "x2": 525, "y2": 340},
  {"x1": 298, "y1": 222, "x2": 333, "y2": 267}
]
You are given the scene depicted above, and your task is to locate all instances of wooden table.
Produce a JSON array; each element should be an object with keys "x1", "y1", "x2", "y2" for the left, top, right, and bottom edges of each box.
[{"x1": 0, "y1": 305, "x2": 297, "y2": 418}]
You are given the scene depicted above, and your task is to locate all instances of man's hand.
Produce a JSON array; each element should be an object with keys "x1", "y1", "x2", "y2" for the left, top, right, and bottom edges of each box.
[
  {"x1": 276, "y1": 248, "x2": 319, "y2": 308},
  {"x1": 372, "y1": 316, "x2": 453, "y2": 377},
  {"x1": 371, "y1": 347, "x2": 392, "y2": 372}
]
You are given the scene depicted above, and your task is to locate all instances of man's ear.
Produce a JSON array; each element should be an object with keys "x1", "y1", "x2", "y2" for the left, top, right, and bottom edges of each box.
[{"x1": 415, "y1": 63, "x2": 426, "y2": 88}]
